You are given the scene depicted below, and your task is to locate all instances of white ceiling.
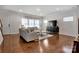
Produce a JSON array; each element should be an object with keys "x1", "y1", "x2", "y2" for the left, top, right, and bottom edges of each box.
[{"x1": 0, "y1": 5, "x2": 77, "y2": 16}]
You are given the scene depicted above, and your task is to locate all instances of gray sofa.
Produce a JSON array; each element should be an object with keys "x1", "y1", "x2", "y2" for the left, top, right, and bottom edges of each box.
[{"x1": 19, "y1": 27, "x2": 39, "y2": 42}]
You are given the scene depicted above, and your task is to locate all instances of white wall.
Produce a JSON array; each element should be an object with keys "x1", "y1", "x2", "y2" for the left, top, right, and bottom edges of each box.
[
  {"x1": 0, "y1": 14, "x2": 22, "y2": 35},
  {"x1": 0, "y1": 8, "x2": 78, "y2": 37},
  {"x1": 45, "y1": 8, "x2": 78, "y2": 37},
  {"x1": 7, "y1": 15, "x2": 22, "y2": 34},
  {"x1": 0, "y1": 10, "x2": 43, "y2": 35},
  {"x1": 0, "y1": 11, "x2": 22, "y2": 35}
]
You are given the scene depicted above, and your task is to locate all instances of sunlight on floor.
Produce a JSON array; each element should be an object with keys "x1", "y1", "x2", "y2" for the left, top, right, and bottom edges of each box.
[
  {"x1": 62, "y1": 46, "x2": 72, "y2": 53},
  {"x1": 39, "y1": 41, "x2": 43, "y2": 53},
  {"x1": 43, "y1": 39, "x2": 49, "y2": 48},
  {"x1": 39, "y1": 46, "x2": 43, "y2": 53}
]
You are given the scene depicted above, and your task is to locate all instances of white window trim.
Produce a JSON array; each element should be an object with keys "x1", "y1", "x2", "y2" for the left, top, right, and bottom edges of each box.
[{"x1": 63, "y1": 16, "x2": 73, "y2": 22}]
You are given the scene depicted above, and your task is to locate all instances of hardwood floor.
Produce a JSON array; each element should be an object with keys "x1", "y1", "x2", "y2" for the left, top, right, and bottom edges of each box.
[{"x1": 0, "y1": 34, "x2": 75, "y2": 53}]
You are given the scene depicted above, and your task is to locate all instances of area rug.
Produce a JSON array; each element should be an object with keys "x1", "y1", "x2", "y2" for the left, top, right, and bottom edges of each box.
[{"x1": 38, "y1": 34, "x2": 53, "y2": 40}]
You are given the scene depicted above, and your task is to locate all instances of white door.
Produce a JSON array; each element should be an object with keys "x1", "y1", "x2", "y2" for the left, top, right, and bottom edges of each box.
[
  {"x1": 2, "y1": 16, "x2": 11, "y2": 34},
  {"x1": 1, "y1": 15, "x2": 21, "y2": 34},
  {"x1": 9, "y1": 15, "x2": 21, "y2": 34}
]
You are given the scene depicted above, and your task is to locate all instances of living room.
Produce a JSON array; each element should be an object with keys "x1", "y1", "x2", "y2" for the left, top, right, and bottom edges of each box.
[{"x1": 0, "y1": 5, "x2": 78, "y2": 53}]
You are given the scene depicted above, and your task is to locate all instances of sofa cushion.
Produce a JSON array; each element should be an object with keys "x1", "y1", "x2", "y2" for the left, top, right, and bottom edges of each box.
[{"x1": 27, "y1": 27, "x2": 38, "y2": 32}]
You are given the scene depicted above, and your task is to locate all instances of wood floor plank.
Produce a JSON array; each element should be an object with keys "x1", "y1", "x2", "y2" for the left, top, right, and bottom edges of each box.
[{"x1": 0, "y1": 34, "x2": 75, "y2": 53}]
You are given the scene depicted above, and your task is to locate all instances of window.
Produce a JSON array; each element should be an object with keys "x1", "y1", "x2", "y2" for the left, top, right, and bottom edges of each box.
[
  {"x1": 29, "y1": 19, "x2": 35, "y2": 27},
  {"x1": 22, "y1": 18, "x2": 40, "y2": 28},
  {"x1": 35, "y1": 20, "x2": 40, "y2": 28},
  {"x1": 22, "y1": 18, "x2": 28, "y2": 27},
  {"x1": 63, "y1": 16, "x2": 73, "y2": 22}
]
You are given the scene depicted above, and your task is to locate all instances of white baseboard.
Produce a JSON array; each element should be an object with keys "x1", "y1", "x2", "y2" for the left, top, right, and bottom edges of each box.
[
  {"x1": 3, "y1": 32, "x2": 19, "y2": 35},
  {"x1": 59, "y1": 32, "x2": 75, "y2": 37}
]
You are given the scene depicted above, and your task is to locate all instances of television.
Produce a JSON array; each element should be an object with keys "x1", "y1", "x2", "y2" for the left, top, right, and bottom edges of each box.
[{"x1": 46, "y1": 20, "x2": 59, "y2": 33}]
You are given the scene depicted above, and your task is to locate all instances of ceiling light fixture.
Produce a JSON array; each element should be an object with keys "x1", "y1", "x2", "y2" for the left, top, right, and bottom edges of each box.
[
  {"x1": 36, "y1": 8, "x2": 40, "y2": 12},
  {"x1": 19, "y1": 9, "x2": 23, "y2": 12},
  {"x1": 44, "y1": 20, "x2": 48, "y2": 23},
  {"x1": 56, "y1": 8, "x2": 60, "y2": 11}
]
